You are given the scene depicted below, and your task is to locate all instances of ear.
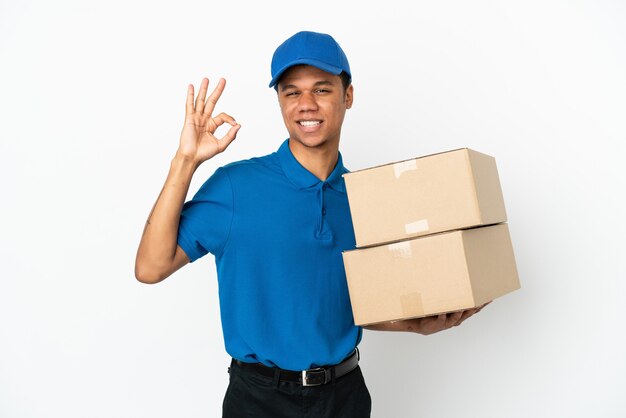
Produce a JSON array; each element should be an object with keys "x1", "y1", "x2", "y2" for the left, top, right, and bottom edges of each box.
[
  {"x1": 277, "y1": 90, "x2": 284, "y2": 110},
  {"x1": 344, "y1": 84, "x2": 354, "y2": 109}
]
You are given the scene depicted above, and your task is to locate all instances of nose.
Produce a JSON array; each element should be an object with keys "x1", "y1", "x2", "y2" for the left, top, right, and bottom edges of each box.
[{"x1": 297, "y1": 92, "x2": 318, "y2": 112}]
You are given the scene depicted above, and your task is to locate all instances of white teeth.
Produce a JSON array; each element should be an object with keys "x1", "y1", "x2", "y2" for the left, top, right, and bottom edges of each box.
[{"x1": 299, "y1": 120, "x2": 321, "y2": 127}]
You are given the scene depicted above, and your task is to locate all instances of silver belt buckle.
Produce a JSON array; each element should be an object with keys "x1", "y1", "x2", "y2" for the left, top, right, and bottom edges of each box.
[{"x1": 301, "y1": 367, "x2": 325, "y2": 387}]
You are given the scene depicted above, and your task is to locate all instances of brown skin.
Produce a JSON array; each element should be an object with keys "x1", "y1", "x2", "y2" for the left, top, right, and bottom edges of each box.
[
  {"x1": 362, "y1": 303, "x2": 491, "y2": 334},
  {"x1": 134, "y1": 78, "x2": 240, "y2": 284},
  {"x1": 135, "y1": 69, "x2": 489, "y2": 334},
  {"x1": 277, "y1": 65, "x2": 353, "y2": 181}
]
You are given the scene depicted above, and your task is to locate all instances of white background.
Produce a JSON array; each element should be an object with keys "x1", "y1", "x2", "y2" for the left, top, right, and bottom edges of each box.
[{"x1": 1, "y1": 0, "x2": 625, "y2": 417}]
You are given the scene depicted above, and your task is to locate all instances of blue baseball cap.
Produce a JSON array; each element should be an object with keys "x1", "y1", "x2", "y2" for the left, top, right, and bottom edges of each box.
[{"x1": 269, "y1": 31, "x2": 351, "y2": 88}]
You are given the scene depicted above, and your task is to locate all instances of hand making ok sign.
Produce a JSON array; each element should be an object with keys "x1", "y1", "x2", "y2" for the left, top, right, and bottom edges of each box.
[{"x1": 177, "y1": 78, "x2": 241, "y2": 165}]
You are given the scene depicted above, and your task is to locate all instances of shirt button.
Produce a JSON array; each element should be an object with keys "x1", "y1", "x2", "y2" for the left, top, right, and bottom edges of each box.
[
  {"x1": 322, "y1": 183, "x2": 328, "y2": 191},
  {"x1": 322, "y1": 208, "x2": 327, "y2": 216}
]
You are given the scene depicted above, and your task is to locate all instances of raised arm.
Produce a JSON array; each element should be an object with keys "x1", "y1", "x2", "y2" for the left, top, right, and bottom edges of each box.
[{"x1": 134, "y1": 78, "x2": 241, "y2": 284}]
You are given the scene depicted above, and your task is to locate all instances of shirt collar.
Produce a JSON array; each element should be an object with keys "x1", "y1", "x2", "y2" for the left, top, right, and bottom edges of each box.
[{"x1": 277, "y1": 139, "x2": 346, "y2": 192}]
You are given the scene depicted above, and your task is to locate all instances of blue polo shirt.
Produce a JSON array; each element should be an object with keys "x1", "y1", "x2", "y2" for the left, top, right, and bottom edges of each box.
[{"x1": 177, "y1": 139, "x2": 362, "y2": 371}]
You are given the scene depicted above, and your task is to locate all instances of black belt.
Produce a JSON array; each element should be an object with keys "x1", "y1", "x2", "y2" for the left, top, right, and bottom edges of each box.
[{"x1": 231, "y1": 348, "x2": 360, "y2": 387}]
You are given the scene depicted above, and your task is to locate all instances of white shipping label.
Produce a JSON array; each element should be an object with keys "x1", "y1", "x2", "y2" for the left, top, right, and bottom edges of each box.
[
  {"x1": 393, "y1": 160, "x2": 418, "y2": 178},
  {"x1": 405, "y1": 219, "x2": 429, "y2": 235}
]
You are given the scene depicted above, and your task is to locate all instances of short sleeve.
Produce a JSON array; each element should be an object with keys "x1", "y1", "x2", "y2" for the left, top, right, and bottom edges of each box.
[{"x1": 177, "y1": 167, "x2": 234, "y2": 262}]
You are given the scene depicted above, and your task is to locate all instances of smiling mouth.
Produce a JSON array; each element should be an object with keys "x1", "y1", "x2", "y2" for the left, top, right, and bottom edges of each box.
[{"x1": 298, "y1": 120, "x2": 322, "y2": 127}]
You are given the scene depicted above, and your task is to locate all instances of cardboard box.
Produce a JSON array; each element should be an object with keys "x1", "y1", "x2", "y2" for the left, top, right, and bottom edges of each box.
[
  {"x1": 342, "y1": 224, "x2": 520, "y2": 326},
  {"x1": 343, "y1": 148, "x2": 507, "y2": 248}
]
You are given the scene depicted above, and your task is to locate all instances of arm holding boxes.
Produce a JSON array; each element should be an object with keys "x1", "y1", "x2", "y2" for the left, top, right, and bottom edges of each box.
[
  {"x1": 362, "y1": 303, "x2": 489, "y2": 334},
  {"x1": 342, "y1": 149, "x2": 520, "y2": 331}
]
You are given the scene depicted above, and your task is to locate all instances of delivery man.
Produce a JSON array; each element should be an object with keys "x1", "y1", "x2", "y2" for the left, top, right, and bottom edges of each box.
[{"x1": 135, "y1": 31, "x2": 485, "y2": 418}]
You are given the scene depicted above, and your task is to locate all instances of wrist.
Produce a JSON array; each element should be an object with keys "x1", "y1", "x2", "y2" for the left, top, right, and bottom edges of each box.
[
  {"x1": 172, "y1": 152, "x2": 201, "y2": 170},
  {"x1": 169, "y1": 153, "x2": 200, "y2": 182}
]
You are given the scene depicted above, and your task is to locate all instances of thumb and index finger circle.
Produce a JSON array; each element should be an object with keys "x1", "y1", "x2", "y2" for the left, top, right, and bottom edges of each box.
[
  {"x1": 214, "y1": 123, "x2": 242, "y2": 154},
  {"x1": 210, "y1": 112, "x2": 237, "y2": 129}
]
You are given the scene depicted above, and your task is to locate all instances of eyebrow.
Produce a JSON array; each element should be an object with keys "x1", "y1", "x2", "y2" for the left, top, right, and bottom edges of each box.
[{"x1": 280, "y1": 80, "x2": 335, "y2": 92}]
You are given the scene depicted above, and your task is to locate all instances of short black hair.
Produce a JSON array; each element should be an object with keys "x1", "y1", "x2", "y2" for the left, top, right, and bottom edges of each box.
[{"x1": 338, "y1": 71, "x2": 351, "y2": 91}]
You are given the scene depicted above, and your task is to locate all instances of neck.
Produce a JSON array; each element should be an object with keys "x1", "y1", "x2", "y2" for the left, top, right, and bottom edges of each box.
[{"x1": 288, "y1": 139, "x2": 339, "y2": 182}]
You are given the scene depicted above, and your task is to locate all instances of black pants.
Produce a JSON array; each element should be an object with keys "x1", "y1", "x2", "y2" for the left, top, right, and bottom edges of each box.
[{"x1": 222, "y1": 360, "x2": 372, "y2": 417}]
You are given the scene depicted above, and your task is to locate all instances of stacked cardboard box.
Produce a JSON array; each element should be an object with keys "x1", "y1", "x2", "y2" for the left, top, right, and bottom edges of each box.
[{"x1": 342, "y1": 148, "x2": 520, "y2": 326}]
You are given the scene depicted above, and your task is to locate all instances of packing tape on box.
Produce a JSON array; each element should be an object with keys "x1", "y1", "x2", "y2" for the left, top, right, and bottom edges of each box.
[
  {"x1": 405, "y1": 219, "x2": 429, "y2": 235},
  {"x1": 393, "y1": 160, "x2": 417, "y2": 178},
  {"x1": 401, "y1": 292, "x2": 424, "y2": 317},
  {"x1": 388, "y1": 241, "x2": 412, "y2": 258}
]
